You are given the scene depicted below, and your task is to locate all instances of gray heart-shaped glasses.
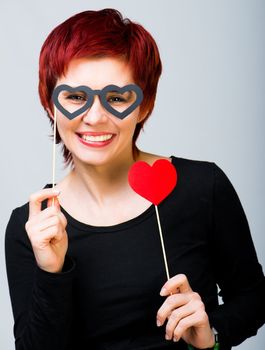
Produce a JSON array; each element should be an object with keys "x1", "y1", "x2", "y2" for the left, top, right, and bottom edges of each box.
[{"x1": 52, "y1": 84, "x2": 144, "y2": 120}]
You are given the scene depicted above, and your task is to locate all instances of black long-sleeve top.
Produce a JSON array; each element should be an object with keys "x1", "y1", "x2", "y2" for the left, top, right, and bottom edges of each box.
[{"x1": 5, "y1": 156, "x2": 265, "y2": 350}]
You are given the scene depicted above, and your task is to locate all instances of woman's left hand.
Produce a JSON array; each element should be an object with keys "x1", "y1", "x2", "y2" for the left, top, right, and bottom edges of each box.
[{"x1": 156, "y1": 274, "x2": 215, "y2": 348}]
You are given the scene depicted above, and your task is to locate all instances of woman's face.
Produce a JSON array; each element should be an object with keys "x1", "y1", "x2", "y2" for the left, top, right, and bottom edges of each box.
[{"x1": 51, "y1": 57, "x2": 144, "y2": 167}]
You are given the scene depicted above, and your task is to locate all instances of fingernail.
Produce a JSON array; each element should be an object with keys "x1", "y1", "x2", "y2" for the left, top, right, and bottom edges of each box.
[
  {"x1": 165, "y1": 334, "x2": 170, "y2": 340},
  {"x1": 173, "y1": 337, "x2": 178, "y2": 342},
  {"x1": 53, "y1": 190, "x2": 61, "y2": 196},
  {"x1": 156, "y1": 319, "x2": 161, "y2": 327},
  {"x1": 160, "y1": 287, "x2": 167, "y2": 296}
]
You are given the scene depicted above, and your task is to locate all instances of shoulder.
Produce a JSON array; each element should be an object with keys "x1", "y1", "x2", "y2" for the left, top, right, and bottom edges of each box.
[
  {"x1": 170, "y1": 155, "x2": 218, "y2": 183},
  {"x1": 137, "y1": 151, "x2": 171, "y2": 164},
  {"x1": 170, "y1": 154, "x2": 213, "y2": 169},
  {"x1": 9, "y1": 183, "x2": 54, "y2": 223},
  {"x1": 5, "y1": 202, "x2": 30, "y2": 251},
  {"x1": 5, "y1": 184, "x2": 51, "y2": 240},
  {"x1": 8, "y1": 202, "x2": 29, "y2": 227},
  {"x1": 138, "y1": 151, "x2": 216, "y2": 172},
  {"x1": 170, "y1": 155, "x2": 230, "y2": 180},
  {"x1": 169, "y1": 155, "x2": 238, "y2": 205},
  {"x1": 171, "y1": 156, "x2": 242, "y2": 209},
  {"x1": 138, "y1": 151, "x2": 228, "y2": 188}
]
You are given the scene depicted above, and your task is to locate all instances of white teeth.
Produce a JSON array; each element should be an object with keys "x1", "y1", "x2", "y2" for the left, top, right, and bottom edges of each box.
[{"x1": 80, "y1": 134, "x2": 113, "y2": 142}]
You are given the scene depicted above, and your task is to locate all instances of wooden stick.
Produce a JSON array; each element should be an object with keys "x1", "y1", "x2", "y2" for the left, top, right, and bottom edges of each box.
[
  {"x1": 155, "y1": 205, "x2": 170, "y2": 281},
  {"x1": 52, "y1": 106, "x2": 57, "y2": 206}
]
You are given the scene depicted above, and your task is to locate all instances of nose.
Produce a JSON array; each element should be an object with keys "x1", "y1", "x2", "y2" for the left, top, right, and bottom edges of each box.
[{"x1": 82, "y1": 95, "x2": 108, "y2": 125}]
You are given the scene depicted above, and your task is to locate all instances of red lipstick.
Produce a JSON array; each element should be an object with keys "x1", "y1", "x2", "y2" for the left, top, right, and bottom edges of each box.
[{"x1": 76, "y1": 132, "x2": 115, "y2": 148}]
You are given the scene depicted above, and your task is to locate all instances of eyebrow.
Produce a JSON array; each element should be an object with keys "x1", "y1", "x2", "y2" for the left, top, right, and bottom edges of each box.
[
  {"x1": 60, "y1": 88, "x2": 134, "y2": 97},
  {"x1": 107, "y1": 90, "x2": 132, "y2": 95},
  {"x1": 61, "y1": 90, "x2": 87, "y2": 96},
  {"x1": 107, "y1": 91, "x2": 133, "y2": 99}
]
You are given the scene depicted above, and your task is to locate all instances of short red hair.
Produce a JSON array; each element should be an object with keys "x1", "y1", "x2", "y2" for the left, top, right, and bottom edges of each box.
[{"x1": 38, "y1": 8, "x2": 162, "y2": 168}]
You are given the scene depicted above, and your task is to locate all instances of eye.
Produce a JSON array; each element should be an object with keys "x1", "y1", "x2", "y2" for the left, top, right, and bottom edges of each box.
[
  {"x1": 108, "y1": 96, "x2": 126, "y2": 103},
  {"x1": 66, "y1": 94, "x2": 87, "y2": 102}
]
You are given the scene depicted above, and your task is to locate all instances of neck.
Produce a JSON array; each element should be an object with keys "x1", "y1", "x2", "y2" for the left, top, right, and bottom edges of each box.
[{"x1": 66, "y1": 147, "x2": 140, "y2": 206}]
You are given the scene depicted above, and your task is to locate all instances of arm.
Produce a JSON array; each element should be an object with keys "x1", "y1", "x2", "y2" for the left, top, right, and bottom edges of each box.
[
  {"x1": 208, "y1": 164, "x2": 265, "y2": 347},
  {"x1": 5, "y1": 206, "x2": 76, "y2": 350}
]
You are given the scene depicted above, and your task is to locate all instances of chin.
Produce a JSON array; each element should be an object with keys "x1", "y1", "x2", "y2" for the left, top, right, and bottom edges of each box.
[{"x1": 73, "y1": 152, "x2": 117, "y2": 167}]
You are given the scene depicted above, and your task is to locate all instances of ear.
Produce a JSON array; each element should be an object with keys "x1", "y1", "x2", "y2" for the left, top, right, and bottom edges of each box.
[
  {"x1": 137, "y1": 110, "x2": 148, "y2": 124},
  {"x1": 46, "y1": 107, "x2": 54, "y2": 121}
]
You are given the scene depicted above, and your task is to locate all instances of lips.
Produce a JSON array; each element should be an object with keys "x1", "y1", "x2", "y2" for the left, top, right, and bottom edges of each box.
[
  {"x1": 77, "y1": 131, "x2": 114, "y2": 136},
  {"x1": 76, "y1": 132, "x2": 115, "y2": 148}
]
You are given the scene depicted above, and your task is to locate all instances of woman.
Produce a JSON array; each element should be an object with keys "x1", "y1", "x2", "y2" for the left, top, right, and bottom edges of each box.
[{"x1": 5, "y1": 8, "x2": 265, "y2": 350}]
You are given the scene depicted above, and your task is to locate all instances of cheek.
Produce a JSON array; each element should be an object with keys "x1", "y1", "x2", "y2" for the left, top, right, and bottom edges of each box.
[
  {"x1": 56, "y1": 115, "x2": 76, "y2": 140},
  {"x1": 113, "y1": 120, "x2": 135, "y2": 136},
  {"x1": 117, "y1": 111, "x2": 140, "y2": 132}
]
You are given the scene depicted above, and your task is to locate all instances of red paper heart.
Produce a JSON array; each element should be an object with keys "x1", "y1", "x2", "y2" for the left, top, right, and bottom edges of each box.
[{"x1": 128, "y1": 159, "x2": 177, "y2": 205}]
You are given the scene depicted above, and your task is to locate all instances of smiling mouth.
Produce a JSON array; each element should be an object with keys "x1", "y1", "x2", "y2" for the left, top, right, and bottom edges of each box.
[
  {"x1": 78, "y1": 133, "x2": 114, "y2": 142},
  {"x1": 76, "y1": 132, "x2": 116, "y2": 147}
]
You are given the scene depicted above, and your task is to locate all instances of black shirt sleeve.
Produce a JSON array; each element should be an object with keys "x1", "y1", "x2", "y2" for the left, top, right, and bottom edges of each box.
[
  {"x1": 5, "y1": 206, "x2": 76, "y2": 350},
  {"x1": 207, "y1": 164, "x2": 265, "y2": 347}
]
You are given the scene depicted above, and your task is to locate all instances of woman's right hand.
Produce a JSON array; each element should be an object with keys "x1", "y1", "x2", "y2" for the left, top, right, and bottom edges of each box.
[{"x1": 25, "y1": 188, "x2": 68, "y2": 273}]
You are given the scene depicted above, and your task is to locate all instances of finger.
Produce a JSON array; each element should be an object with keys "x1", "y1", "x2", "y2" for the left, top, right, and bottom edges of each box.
[
  {"x1": 47, "y1": 195, "x2": 60, "y2": 209},
  {"x1": 39, "y1": 211, "x2": 67, "y2": 231},
  {"x1": 160, "y1": 274, "x2": 192, "y2": 296},
  {"x1": 37, "y1": 215, "x2": 62, "y2": 232},
  {"x1": 157, "y1": 293, "x2": 190, "y2": 326},
  {"x1": 29, "y1": 188, "x2": 60, "y2": 218},
  {"x1": 49, "y1": 198, "x2": 65, "y2": 228},
  {"x1": 165, "y1": 301, "x2": 198, "y2": 340},
  {"x1": 27, "y1": 205, "x2": 61, "y2": 227},
  {"x1": 49, "y1": 197, "x2": 67, "y2": 227},
  {"x1": 58, "y1": 211, "x2": 67, "y2": 228},
  {"x1": 31, "y1": 225, "x2": 64, "y2": 248},
  {"x1": 172, "y1": 310, "x2": 206, "y2": 342},
  {"x1": 28, "y1": 211, "x2": 67, "y2": 239}
]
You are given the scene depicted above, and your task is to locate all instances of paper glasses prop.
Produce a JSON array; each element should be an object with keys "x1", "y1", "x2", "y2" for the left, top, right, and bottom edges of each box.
[
  {"x1": 52, "y1": 84, "x2": 143, "y2": 120},
  {"x1": 128, "y1": 159, "x2": 177, "y2": 281},
  {"x1": 49, "y1": 84, "x2": 144, "y2": 202}
]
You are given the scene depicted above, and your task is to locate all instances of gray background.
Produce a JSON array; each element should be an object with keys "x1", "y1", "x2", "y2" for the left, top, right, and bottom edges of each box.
[{"x1": 0, "y1": 0, "x2": 264, "y2": 348}]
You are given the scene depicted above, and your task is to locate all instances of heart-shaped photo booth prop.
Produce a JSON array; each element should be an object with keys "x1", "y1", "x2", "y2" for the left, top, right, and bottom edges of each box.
[
  {"x1": 128, "y1": 159, "x2": 177, "y2": 205},
  {"x1": 52, "y1": 84, "x2": 143, "y2": 120}
]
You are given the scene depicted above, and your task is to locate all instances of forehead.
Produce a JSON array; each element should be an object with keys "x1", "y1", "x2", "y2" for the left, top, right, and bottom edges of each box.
[{"x1": 57, "y1": 57, "x2": 134, "y2": 88}]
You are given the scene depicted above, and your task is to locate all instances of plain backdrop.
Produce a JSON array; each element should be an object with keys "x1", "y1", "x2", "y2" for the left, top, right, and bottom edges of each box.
[{"x1": 0, "y1": 0, "x2": 264, "y2": 349}]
